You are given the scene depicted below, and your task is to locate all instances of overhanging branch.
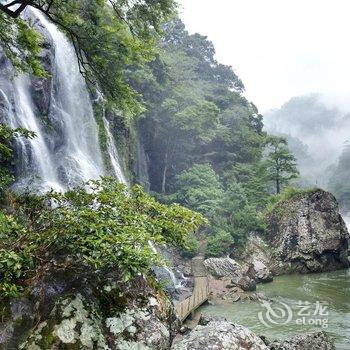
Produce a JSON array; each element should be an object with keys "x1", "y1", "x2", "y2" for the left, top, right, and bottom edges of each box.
[{"x1": 0, "y1": 0, "x2": 33, "y2": 18}]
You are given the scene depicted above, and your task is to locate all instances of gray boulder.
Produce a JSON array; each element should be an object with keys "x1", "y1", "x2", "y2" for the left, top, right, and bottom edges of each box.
[
  {"x1": 247, "y1": 259, "x2": 273, "y2": 283},
  {"x1": 171, "y1": 321, "x2": 269, "y2": 350},
  {"x1": 241, "y1": 190, "x2": 350, "y2": 275},
  {"x1": 266, "y1": 331, "x2": 335, "y2": 349},
  {"x1": 267, "y1": 189, "x2": 350, "y2": 274},
  {"x1": 204, "y1": 257, "x2": 256, "y2": 291},
  {"x1": 204, "y1": 257, "x2": 242, "y2": 278}
]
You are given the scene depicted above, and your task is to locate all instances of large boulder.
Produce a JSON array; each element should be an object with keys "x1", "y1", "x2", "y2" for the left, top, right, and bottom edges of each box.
[
  {"x1": 265, "y1": 331, "x2": 336, "y2": 349},
  {"x1": 247, "y1": 259, "x2": 273, "y2": 283},
  {"x1": 267, "y1": 189, "x2": 349, "y2": 273},
  {"x1": 204, "y1": 257, "x2": 242, "y2": 279},
  {"x1": 242, "y1": 190, "x2": 350, "y2": 275},
  {"x1": 171, "y1": 320, "x2": 269, "y2": 350},
  {"x1": 204, "y1": 257, "x2": 256, "y2": 291}
]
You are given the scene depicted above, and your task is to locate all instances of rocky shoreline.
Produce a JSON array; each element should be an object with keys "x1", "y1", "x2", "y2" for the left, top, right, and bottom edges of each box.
[
  {"x1": 169, "y1": 189, "x2": 349, "y2": 349},
  {"x1": 1, "y1": 189, "x2": 349, "y2": 349},
  {"x1": 172, "y1": 315, "x2": 336, "y2": 349}
]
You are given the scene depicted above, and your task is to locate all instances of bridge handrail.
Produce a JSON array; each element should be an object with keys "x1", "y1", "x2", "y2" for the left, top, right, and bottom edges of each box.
[{"x1": 175, "y1": 276, "x2": 209, "y2": 321}]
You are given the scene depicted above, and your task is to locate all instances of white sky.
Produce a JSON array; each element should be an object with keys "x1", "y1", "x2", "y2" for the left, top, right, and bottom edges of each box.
[{"x1": 178, "y1": 0, "x2": 350, "y2": 112}]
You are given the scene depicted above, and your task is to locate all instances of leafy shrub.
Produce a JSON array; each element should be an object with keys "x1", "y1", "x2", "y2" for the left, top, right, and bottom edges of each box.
[
  {"x1": 206, "y1": 229, "x2": 234, "y2": 258},
  {"x1": 181, "y1": 233, "x2": 200, "y2": 258},
  {"x1": 0, "y1": 177, "x2": 205, "y2": 296}
]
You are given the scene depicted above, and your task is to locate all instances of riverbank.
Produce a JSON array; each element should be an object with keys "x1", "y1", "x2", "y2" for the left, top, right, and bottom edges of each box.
[{"x1": 195, "y1": 269, "x2": 350, "y2": 349}]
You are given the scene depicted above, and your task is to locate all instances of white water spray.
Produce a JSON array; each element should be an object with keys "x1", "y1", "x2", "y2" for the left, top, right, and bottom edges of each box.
[
  {"x1": 13, "y1": 77, "x2": 63, "y2": 191},
  {"x1": 34, "y1": 9, "x2": 105, "y2": 186},
  {"x1": 148, "y1": 241, "x2": 182, "y2": 289},
  {"x1": 103, "y1": 117, "x2": 128, "y2": 185},
  {"x1": 0, "y1": 10, "x2": 127, "y2": 191}
]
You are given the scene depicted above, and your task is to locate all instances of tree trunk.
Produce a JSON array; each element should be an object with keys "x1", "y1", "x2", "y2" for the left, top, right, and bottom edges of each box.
[
  {"x1": 276, "y1": 169, "x2": 280, "y2": 194},
  {"x1": 161, "y1": 151, "x2": 168, "y2": 193}
]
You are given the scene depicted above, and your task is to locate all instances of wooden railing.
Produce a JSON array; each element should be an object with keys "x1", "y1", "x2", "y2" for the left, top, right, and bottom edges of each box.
[
  {"x1": 174, "y1": 277, "x2": 209, "y2": 321},
  {"x1": 174, "y1": 256, "x2": 210, "y2": 322}
]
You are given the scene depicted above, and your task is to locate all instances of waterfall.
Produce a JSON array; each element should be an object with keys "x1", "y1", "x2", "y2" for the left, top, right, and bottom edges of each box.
[
  {"x1": 13, "y1": 78, "x2": 63, "y2": 191},
  {"x1": 34, "y1": 9, "x2": 105, "y2": 187},
  {"x1": 0, "y1": 10, "x2": 127, "y2": 191},
  {"x1": 163, "y1": 266, "x2": 183, "y2": 289},
  {"x1": 103, "y1": 117, "x2": 128, "y2": 185},
  {"x1": 149, "y1": 241, "x2": 183, "y2": 289},
  {"x1": 1, "y1": 82, "x2": 64, "y2": 191}
]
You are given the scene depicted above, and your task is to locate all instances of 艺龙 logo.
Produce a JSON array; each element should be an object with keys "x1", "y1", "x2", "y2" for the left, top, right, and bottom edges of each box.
[
  {"x1": 257, "y1": 300, "x2": 329, "y2": 329},
  {"x1": 258, "y1": 300, "x2": 293, "y2": 327}
]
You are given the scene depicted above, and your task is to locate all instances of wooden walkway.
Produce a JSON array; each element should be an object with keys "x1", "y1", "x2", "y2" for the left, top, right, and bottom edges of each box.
[{"x1": 174, "y1": 256, "x2": 209, "y2": 322}]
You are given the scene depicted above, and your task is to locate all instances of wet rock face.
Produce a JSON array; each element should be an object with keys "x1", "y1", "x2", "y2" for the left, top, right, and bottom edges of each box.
[
  {"x1": 265, "y1": 331, "x2": 336, "y2": 350},
  {"x1": 204, "y1": 257, "x2": 257, "y2": 291},
  {"x1": 267, "y1": 189, "x2": 350, "y2": 274},
  {"x1": 21, "y1": 293, "x2": 172, "y2": 350},
  {"x1": 171, "y1": 320, "x2": 269, "y2": 350},
  {"x1": 0, "y1": 271, "x2": 178, "y2": 350}
]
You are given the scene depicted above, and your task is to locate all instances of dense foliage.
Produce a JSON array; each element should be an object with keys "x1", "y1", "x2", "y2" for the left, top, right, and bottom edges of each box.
[
  {"x1": 0, "y1": 177, "x2": 205, "y2": 296},
  {"x1": 0, "y1": 13, "x2": 46, "y2": 75},
  {"x1": 134, "y1": 20, "x2": 297, "y2": 256},
  {"x1": 0, "y1": 4, "x2": 301, "y2": 264}
]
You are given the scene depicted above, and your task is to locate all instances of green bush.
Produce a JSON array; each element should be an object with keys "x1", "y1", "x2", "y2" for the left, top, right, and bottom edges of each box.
[
  {"x1": 206, "y1": 230, "x2": 234, "y2": 258},
  {"x1": 0, "y1": 177, "x2": 205, "y2": 296},
  {"x1": 181, "y1": 233, "x2": 200, "y2": 258}
]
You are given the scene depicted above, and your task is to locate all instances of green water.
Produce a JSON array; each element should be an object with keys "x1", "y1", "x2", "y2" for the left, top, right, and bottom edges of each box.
[{"x1": 197, "y1": 269, "x2": 350, "y2": 349}]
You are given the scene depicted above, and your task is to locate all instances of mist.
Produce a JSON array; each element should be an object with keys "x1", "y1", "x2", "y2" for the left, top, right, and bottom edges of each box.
[{"x1": 264, "y1": 93, "x2": 350, "y2": 190}]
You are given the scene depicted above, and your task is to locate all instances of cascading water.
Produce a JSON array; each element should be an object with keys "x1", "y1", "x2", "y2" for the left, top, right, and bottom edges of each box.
[
  {"x1": 34, "y1": 9, "x2": 105, "y2": 187},
  {"x1": 0, "y1": 82, "x2": 63, "y2": 191},
  {"x1": 103, "y1": 117, "x2": 128, "y2": 185},
  {"x1": 13, "y1": 77, "x2": 63, "y2": 191},
  {"x1": 0, "y1": 9, "x2": 127, "y2": 191},
  {"x1": 149, "y1": 241, "x2": 183, "y2": 289}
]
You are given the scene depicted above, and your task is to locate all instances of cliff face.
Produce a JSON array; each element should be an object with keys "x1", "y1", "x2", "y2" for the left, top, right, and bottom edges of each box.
[
  {"x1": 243, "y1": 189, "x2": 350, "y2": 275},
  {"x1": 0, "y1": 268, "x2": 178, "y2": 349}
]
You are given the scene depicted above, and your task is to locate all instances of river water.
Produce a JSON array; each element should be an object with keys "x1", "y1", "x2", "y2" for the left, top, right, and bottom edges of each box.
[{"x1": 197, "y1": 269, "x2": 350, "y2": 349}]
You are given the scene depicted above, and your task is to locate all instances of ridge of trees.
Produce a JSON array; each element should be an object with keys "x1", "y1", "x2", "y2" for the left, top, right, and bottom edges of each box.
[{"x1": 133, "y1": 19, "x2": 298, "y2": 256}]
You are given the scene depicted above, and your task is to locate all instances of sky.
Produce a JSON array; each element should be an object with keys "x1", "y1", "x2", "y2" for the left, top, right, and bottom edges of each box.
[{"x1": 178, "y1": 0, "x2": 350, "y2": 112}]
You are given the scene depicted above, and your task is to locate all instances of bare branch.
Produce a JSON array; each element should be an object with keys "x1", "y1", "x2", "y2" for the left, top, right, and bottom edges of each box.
[{"x1": 0, "y1": 0, "x2": 33, "y2": 18}]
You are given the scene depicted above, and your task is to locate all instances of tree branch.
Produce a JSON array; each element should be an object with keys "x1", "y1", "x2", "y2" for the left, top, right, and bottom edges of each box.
[{"x1": 0, "y1": 0, "x2": 33, "y2": 18}]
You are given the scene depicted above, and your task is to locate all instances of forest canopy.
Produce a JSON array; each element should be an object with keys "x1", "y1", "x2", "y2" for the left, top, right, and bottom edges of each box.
[{"x1": 132, "y1": 19, "x2": 298, "y2": 255}]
